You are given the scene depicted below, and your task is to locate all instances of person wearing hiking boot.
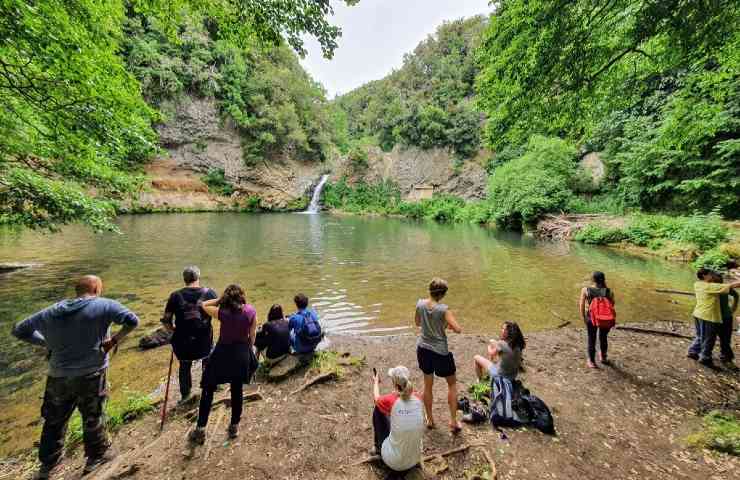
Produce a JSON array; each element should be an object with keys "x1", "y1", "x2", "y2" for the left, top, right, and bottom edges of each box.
[
  {"x1": 12, "y1": 275, "x2": 139, "y2": 479},
  {"x1": 579, "y1": 271, "x2": 616, "y2": 369},
  {"x1": 288, "y1": 294, "x2": 323, "y2": 355},
  {"x1": 415, "y1": 278, "x2": 463, "y2": 433},
  {"x1": 255, "y1": 304, "x2": 291, "y2": 367},
  {"x1": 188, "y1": 284, "x2": 257, "y2": 445},
  {"x1": 371, "y1": 366, "x2": 424, "y2": 472},
  {"x1": 688, "y1": 269, "x2": 740, "y2": 367},
  {"x1": 161, "y1": 266, "x2": 217, "y2": 403},
  {"x1": 715, "y1": 272, "x2": 739, "y2": 368}
]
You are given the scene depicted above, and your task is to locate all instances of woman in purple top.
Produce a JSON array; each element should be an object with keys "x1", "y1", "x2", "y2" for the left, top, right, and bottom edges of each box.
[{"x1": 188, "y1": 284, "x2": 257, "y2": 444}]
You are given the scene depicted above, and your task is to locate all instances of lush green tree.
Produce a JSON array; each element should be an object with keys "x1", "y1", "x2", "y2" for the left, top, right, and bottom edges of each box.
[
  {"x1": 477, "y1": 0, "x2": 740, "y2": 216},
  {"x1": 0, "y1": 0, "x2": 359, "y2": 230},
  {"x1": 336, "y1": 16, "x2": 486, "y2": 159}
]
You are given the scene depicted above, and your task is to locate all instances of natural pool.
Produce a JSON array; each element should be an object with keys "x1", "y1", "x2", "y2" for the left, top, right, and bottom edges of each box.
[{"x1": 0, "y1": 212, "x2": 695, "y2": 455}]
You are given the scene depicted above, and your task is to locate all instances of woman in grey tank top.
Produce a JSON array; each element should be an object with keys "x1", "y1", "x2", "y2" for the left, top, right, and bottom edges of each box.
[{"x1": 415, "y1": 278, "x2": 463, "y2": 432}]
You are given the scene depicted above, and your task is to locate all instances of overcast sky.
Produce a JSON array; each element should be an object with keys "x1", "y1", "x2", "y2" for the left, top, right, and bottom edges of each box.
[{"x1": 299, "y1": 0, "x2": 493, "y2": 98}]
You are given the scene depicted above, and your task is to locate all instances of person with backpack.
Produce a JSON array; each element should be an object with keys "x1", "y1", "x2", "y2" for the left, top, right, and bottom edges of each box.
[
  {"x1": 161, "y1": 266, "x2": 217, "y2": 403},
  {"x1": 288, "y1": 294, "x2": 323, "y2": 355},
  {"x1": 415, "y1": 278, "x2": 463, "y2": 433},
  {"x1": 371, "y1": 366, "x2": 425, "y2": 472},
  {"x1": 688, "y1": 269, "x2": 740, "y2": 368},
  {"x1": 255, "y1": 304, "x2": 291, "y2": 367},
  {"x1": 578, "y1": 271, "x2": 616, "y2": 369},
  {"x1": 189, "y1": 284, "x2": 257, "y2": 444},
  {"x1": 12, "y1": 275, "x2": 139, "y2": 479}
]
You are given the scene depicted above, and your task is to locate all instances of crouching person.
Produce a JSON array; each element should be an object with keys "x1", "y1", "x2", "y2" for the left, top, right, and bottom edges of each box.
[
  {"x1": 372, "y1": 366, "x2": 424, "y2": 473},
  {"x1": 12, "y1": 276, "x2": 139, "y2": 479}
]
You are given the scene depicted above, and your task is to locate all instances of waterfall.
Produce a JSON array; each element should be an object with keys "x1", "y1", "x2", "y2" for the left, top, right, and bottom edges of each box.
[{"x1": 304, "y1": 174, "x2": 329, "y2": 214}]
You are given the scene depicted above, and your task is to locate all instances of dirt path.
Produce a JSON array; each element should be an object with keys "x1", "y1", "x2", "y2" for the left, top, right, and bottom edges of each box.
[{"x1": 9, "y1": 324, "x2": 740, "y2": 480}]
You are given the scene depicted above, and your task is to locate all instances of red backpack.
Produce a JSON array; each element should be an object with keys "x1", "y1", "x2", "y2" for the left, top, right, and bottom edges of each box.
[{"x1": 589, "y1": 288, "x2": 616, "y2": 328}]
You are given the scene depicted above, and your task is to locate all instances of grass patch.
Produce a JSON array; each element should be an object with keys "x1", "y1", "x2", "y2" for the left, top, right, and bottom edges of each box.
[
  {"x1": 66, "y1": 392, "x2": 155, "y2": 448},
  {"x1": 308, "y1": 351, "x2": 365, "y2": 378},
  {"x1": 687, "y1": 410, "x2": 740, "y2": 456},
  {"x1": 468, "y1": 378, "x2": 491, "y2": 403}
]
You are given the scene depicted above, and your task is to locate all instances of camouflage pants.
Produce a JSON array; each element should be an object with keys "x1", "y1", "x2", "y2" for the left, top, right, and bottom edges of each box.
[{"x1": 39, "y1": 370, "x2": 110, "y2": 467}]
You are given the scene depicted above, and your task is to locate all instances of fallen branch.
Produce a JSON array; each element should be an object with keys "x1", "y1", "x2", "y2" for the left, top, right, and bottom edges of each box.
[
  {"x1": 291, "y1": 371, "x2": 339, "y2": 395},
  {"x1": 551, "y1": 311, "x2": 571, "y2": 328},
  {"x1": 655, "y1": 289, "x2": 694, "y2": 297},
  {"x1": 183, "y1": 392, "x2": 263, "y2": 420},
  {"x1": 204, "y1": 407, "x2": 225, "y2": 460},
  {"x1": 351, "y1": 442, "x2": 484, "y2": 467},
  {"x1": 615, "y1": 326, "x2": 692, "y2": 340},
  {"x1": 478, "y1": 446, "x2": 497, "y2": 480}
]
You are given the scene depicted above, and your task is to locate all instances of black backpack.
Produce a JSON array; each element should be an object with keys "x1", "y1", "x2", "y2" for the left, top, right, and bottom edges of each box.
[{"x1": 171, "y1": 289, "x2": 213, "y2": 361}]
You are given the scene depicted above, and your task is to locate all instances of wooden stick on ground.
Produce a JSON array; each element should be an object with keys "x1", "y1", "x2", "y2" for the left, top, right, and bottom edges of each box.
[
  {"x1": 291, "y1": 371, "x2": 338, "y2": 395},
  {"x1": 477, "y1": 446, "x2": 497, "y2": 480},
  {"x1": 184, "y1": 392, "x2": 263, "y2": 420},
  {"x1": 204, "y1": 407, "x2": 226, "y2": 461},
  {"x1": 615, "y1": 326, "x2": 692, "y2": 339},
  {"x1": 551, "y1": 310, "x2": 571, "y2": 329},
  {"x1": 655, "y1": 288, "x2": 694, "y2": 296},
  {"x1": 350, "y1": 442, "x2": 484, "y2": 467}
]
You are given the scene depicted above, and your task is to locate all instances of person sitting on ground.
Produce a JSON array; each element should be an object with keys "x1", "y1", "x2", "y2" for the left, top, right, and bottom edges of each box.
[
  {"x1": 712, "y1": 271, "x2": 739, "y2": 368},
  {"x1": 689, "y1": 269, "x2": 740, "y2": 368},
  {"x1": 473, "y1": 321, "x2": 525, "y2": 382},
  {"x1": 372, "y1": 366, "x2": 425, "y2": 473},
  {"x1": 189, "y1": 284, "x2": 257, "y2": 445},
  {"x1": 288, "y1": 293, "x2": 323, "y2": 355},
  {"x1": 578, "y1": 271, "x2": 616, "y2": 369},
  {"x1": 415, "y1": 277, "x2": 463, "y2": 433},
  {"x1": 255, "y1": 304, "x2": 291, "y2": 367},
  {"x1": 12, "y1": 275, "x2": 140, "y2": 479},
  {"x1": 161, "y1": 266, "x2": 217, "y2": 403}
]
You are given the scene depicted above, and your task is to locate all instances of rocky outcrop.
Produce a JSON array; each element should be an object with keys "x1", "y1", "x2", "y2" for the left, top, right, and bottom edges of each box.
[
  {"x1": 153, "y1": 97, "x2": 325, "y2": 210},
  {"x1": 336, "y1": 145, "x2": 489, "y2": 201}
]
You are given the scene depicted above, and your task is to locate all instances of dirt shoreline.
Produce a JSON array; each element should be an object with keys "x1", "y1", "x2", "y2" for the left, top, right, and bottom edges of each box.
[{"x1": 5, "y1": 322, "x2": 739, "y2": 480}]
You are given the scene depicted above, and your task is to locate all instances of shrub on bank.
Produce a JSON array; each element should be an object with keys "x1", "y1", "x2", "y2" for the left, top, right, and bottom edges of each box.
[
  {"x1": 487, "y1": 135, "x2": 578, "y2": 228},
  {"x1": 574, "y1": 224, "x2": 628, "y2": 245}
]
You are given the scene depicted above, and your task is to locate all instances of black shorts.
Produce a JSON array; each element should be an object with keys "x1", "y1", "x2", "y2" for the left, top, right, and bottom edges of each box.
[{"x1": 417, "y1": 346, "x2": 456, "y2": 378}]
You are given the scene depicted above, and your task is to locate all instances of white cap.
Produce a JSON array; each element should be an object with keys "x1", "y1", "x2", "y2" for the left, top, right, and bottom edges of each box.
[{"x1": 387, "y1": 366, "x2": 410, "y2": 386}]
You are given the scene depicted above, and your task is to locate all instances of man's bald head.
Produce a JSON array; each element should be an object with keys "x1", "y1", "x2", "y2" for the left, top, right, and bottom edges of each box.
[{"x1": 75, "y1": 275, "x2": 103, "y2": 297}]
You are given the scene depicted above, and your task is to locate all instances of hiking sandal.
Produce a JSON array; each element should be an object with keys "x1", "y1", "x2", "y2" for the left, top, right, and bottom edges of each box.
[{"x1": 188, "y1": 428, "x2": 206, "y2": 445}]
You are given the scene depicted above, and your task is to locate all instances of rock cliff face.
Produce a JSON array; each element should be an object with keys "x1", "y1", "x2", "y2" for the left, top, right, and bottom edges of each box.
[
  {"x1": 335, "y1": 146, "x2": 489, "y2": 201},
  {"x1": 141, "y1": 97, "x2": 488, "y2": 210},
  {"x1": 153, "y1": 97, "x2": 326, "y2": 210}
]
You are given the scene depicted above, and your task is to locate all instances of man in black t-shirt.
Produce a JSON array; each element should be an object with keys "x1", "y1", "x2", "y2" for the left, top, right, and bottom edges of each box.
[{"x1": 162, "y1": 266, "x2": 217, "y2": 401}]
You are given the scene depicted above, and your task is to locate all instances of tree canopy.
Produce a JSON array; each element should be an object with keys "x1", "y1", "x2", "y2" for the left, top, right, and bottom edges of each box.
[
  {"x1": 0, "y1": 0, "x2": 357, "y2": 230},
  {"x1": 335, "y1": 16, "x2": 487, "y2": 159},
  {"x1": 476, "y1": 0, "x2": 740, "y2": 216}
]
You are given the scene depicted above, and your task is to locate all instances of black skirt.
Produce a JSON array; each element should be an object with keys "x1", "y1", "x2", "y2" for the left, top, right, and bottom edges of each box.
[{"x1": 200, "y1": 343, "x2": 256, "y2": 389}]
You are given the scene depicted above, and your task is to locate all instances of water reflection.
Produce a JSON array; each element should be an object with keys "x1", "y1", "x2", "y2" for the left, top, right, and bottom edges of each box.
[{"x1": 0, "y1": 213, "x2": 695, "y2": 455}]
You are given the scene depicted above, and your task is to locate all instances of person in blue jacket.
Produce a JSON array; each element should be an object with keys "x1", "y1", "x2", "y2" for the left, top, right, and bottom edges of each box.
[
  {"x1": 12, "y1": 275, "x2": 139, "y2": 479},
  {"x1": 288, "y1": 293, "x2": 323, "y2": 354}
]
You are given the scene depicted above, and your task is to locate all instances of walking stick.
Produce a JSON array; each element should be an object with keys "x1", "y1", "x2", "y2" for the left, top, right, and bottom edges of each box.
[{"x1": 160, "y1": 349, "x2": 174, "y2": 432}]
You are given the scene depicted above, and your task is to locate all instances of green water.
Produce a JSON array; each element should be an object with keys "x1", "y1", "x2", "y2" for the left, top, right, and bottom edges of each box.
[{"x1": 0, "y1": 213, "x2": 695, "y2": 455}]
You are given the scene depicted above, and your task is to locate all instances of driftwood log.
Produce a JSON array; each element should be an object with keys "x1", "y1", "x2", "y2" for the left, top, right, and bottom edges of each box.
[
  {"x1": 350, "y1": 442, "x2": 485, "y2": 467},
  {"x1": 291, "y1": 371, "x2": 339, "y2": 395},
  {"x1": 615, "y1": 326, "x2": 692, "y2": 340},
  {"x1": 655, "y1": 289, "x2": 694, "y2": 297}
]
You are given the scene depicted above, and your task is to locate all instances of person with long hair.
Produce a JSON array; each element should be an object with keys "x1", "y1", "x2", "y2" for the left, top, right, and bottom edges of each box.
[
  {"x1": 189, "y1": 284, "x2": 257, "y2": 444},
  {"x1": 255, "y1": 304, "x2": 291, "y2": 367},
  {"x1": 466, "y1": 321, "x2": 526, "y2": 426},
  {"x1": 579, "y1": 271, "x2": 616, "y2": 368},
  {"x1": 371, "y1": 366, "x2": 424, "y2": 472},
  {"x1": 473, "y1": 321, "x2": 525, "y2": 381},
  {"x1": 415, "y1": 278, "x2": 463, "y2": 433}
]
